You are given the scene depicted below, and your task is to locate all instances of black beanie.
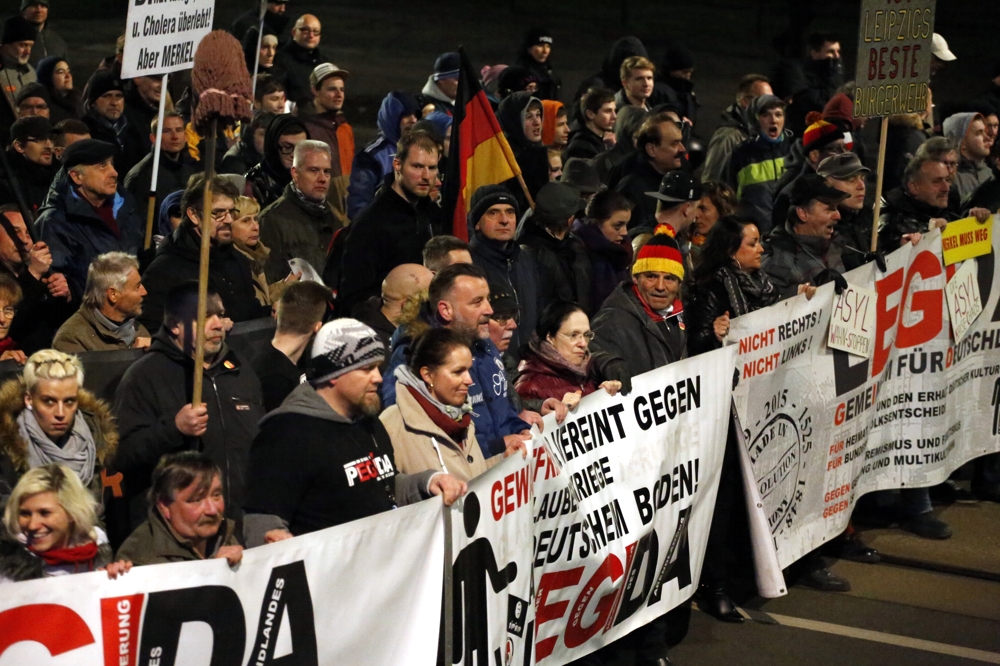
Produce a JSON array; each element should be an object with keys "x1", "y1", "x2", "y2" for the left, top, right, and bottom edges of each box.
[
  {"x1": 15, "y1": 82, "x2": 49, "y2": 106},
  {"x1": 1, "y1": 16, "x2": 37, "y2": 45},
  {"x1": 662, "y1": 44, "x2": 695, "y2": 72},
  {"x1": 468, "y1": 184, "x2": 519, "y2": 227},
  {"x1": 86, "y1": 69, "x2": 124, "y2": 105}
]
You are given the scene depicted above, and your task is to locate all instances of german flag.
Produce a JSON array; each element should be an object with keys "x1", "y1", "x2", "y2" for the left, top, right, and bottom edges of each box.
[{"x1": 442, "y1": 47, "x2": 521, "y2": 241}]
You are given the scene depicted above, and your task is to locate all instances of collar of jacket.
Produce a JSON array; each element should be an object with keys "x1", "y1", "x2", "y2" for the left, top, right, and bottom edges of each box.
[
  {"x1": 148, "y1": 506, "x2": 234, "y2": 560},
  {"x1": 7, "y1": 149, "x2": 57, "y2": 184},
  {"x1": 572, "y1": 220, "x2": 631, "y2": 265},
  {"x1": 286, "y1": 181, "x2": 332, "y2": 218},
  {"x1": 381, "y1": 178, "x2": 432, "y2": 214},
  {"x1": 162, "y1": 220, "x2": 236, "y2": 262},
  {"x1": 519, "y1": 218, "x2": 579, "y2": 251},
  {"x1": 393, "y1": 384, "x2": 473, "y2": 448},
  {"x1": 0, "y1": 376, "x2": 117, "y2": 473},
  {"x1": 470, "y1": 230, "x2": 519, "y2": 260},
  {"x1": 234, "y1": 237, "x2": 270, "y2": 270},
  {"x1": 283, "y1": 40, "x2": 322, "y2": 64},
  {"x1": 777, "y1": 220, "x2": 832, "y2": 255},
  {"x1": 148, "y1": 328, "x2": 240, "y2": 374},
  {"x1": 65, "y1": 185, "x2": 127, "y2": 227},
  {"x1": 719, "y1": 103, "x2": 750, "y2": 131},
  {"x1": 885, "y1": 186, "x2": 948, "y2": 218},
  {"x1": 611, "y1": 281, "x2": 682, "y2": 336},
  {"x1": 421, "y1": 76, "x2": 454, "y2": 104}
]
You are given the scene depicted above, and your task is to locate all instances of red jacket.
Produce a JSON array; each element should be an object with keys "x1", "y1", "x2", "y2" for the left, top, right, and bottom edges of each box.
[{"x1": 515, "y1": 348, "x2": 598, "y2": 404}]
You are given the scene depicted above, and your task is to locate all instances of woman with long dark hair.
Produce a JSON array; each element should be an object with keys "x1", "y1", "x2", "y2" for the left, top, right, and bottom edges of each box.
[{"x1": 572, "y1": 191, "x2": 634, "y2": 310}]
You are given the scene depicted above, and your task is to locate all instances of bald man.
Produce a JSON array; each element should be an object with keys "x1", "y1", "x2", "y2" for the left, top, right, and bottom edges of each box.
[
  {"x1": 351, "y1": 263, "x2": 433, "y2": 366},
  {"x1": 275, "y1": 14, "x2": 328, "y2": 106}
]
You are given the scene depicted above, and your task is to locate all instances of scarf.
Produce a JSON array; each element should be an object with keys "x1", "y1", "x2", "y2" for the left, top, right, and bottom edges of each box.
[
  {"x1": 31, "y1": 541, "x2": 98, "y2": 568},
  {"x1": 91, "y1": 308, "x2": 138, "y2": 347},
  {"x1": 291, "y1": 182, "x2": 330, "y2": 216},
  {"x1": 716, "y1": 264, "x2": 778, "y2": 317},
  {"x1": 0, "y1": 337, "x2": 16, "y2": 353},
  {"x1": 394, "y1": 365, "x2": 473, "y2": 441},
  {"x1": 19, "y1": 407, "x2": 97, "y2": 487},
  {"x1": 631, "y1": 284, "x2": 681, "y2": 323},
  {"x1": 528, "y1": 334, "x2": 591, "y2": 382}
]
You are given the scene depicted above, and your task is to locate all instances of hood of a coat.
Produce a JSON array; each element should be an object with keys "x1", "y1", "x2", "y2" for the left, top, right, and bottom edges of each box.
[
  {"x1": 259, "y1": 381, "x2": 352, "y2": 426},
  {"x1": 497, "y1": 91, "x2": 543, "y2": 151},
  {"x1": 377, "y1": 91, "x2": 422, "y2": 145},
  {"x1": 261, "y1": 113, "x2": 309, "y2": 179}
]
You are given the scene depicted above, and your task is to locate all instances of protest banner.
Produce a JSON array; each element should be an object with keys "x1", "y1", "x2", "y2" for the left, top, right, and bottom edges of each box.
[
  {"x1": 530, "y1": 347, "x2": 735, "y2": 664},
  {"x1": 0, "y1": 498, "x2": 444, "y2": 665},
  {"x1": 941, "y1": 215, "x2": 994, "y2": 266},
  {"x1": 448, "y1": 454, "x2": 535, "y2": 666},
  {"x1": 730, "y1": 225, "x2": 1000, "y2": 574}
]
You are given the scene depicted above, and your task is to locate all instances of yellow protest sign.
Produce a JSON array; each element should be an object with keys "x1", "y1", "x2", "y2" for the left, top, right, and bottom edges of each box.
[{"x1": 941, "y1": 216, "x2": 993, "y2": 266}]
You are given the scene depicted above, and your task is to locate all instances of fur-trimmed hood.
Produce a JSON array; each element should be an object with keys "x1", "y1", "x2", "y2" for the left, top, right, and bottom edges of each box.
[{"x1": 0, "y1": 378, "x2": 119, "y2": 474}]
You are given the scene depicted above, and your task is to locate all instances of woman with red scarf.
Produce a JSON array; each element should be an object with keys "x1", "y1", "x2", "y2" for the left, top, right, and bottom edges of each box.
[
  {"x1": 380, "y1": 329, "x2": 525, "y2": 483},
  {"x1": 1, "y1": 464, "x2": 130, "y2": 582}
]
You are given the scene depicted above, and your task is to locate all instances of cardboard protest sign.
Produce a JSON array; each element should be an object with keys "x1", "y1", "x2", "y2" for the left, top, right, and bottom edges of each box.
[
  {"x1": 941, "y1": 216, "x2": 993, "y2": 266},
  {"x1": 945, "y1": 259, "x2": 983, "y2": 341},
  {"x1": 828, "y1": 284, "x2": 878, "y2": 358}
]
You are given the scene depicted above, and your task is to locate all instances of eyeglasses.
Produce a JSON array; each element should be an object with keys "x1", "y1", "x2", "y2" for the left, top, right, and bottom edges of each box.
[
  {"x1": 0, "y1": 307, "x2": 15, "y2": 318},
  {"x1": 558, "y1": 331, "x2": 595, "y2": 342},
  {"x1": 210, "y1": 208, "x2": 237, "y2": 221},
  {"x1": 23, "y1": 136, "x2": 53, "y2": 144},
  {"x1": 19, "y1": 103, "x2": 48, "y2": 112},
  {"x1": 277, "y1": 142, "x2": 297, "y2": 155},
  {"x1": 297, "y1": 27, "x2": 321, "y2": 35},
  {"x1": 491, "y1": 312, "x2": 519, "y2": 326}
]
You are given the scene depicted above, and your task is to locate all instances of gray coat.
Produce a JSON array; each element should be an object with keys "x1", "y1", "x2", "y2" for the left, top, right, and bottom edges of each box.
[
  {"x1": 761, "y1": 222, "x2": 845, "y2": 300},
  {"x1": 590, "y1": 282, "x2": 686, "y2": 379},
  {"x1": 953, "y1": 156, "x2": 994, "y2": 206}
]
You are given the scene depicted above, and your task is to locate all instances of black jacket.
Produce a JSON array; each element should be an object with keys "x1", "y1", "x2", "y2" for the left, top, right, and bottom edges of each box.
[
  {"x1": 4, "y1": 264, "x2": 74, "y2": 354},
  {"x1": 337, "y1": 180, "x2": 434, "y2": 316},
  {"x1": 518, "y1": 220, "x2": 592, "y2": 315},
  {"x1": 350, "y1": 296, "x2": 396, "y2": 370},
  {"x1": 273, "y1": 41, "x2": 327, "y2": 107},
  {"x1": 590, "y1": 282, "x2": 685, "y2": 379},
  {"x1": 563, "y1": 127, "x2": 606, "y2": 161},
  {"x1": 0, "y1": 150, "x2": 58, "y2": 215},
  {"x1": 220, "y1": 132, "x2": 262, "y2": 176},
  {"x1": 835, "y1": 206, "x2": 874, "y2": 271},
  {"x1": 82, "y1": 110, "x2": 146, "y2": 177},
  {"x1": 245, "y1": 383, "x2": 435, "y2": 536},
  {"x1": 877, "y1": 187, "x2": 961, "y2": 252},
  {"x1": 573, "y1": 220, "x2": 632, "y2": 313},
  {"x1": 652, "y1": 75, "x2": 698, "y2": 126},
  {"x1": 123, "y1": 149, "x2": 200, "y2": 234},
  {"x1": 497, "y1": 92, "x2": 550, "y2": 208},
  {"x1": 469, "y1": 231, "x2": 540, "y2": 354},
  {"x1": 684, "y1": 268, "x2": 778, "y2": 357},
  {"x1": 615, "y1": 158, "x2": 666, "y2": 231},
  {"x1": 139, "y1": 221, "x2": 270, "y2": 332},
  {"x1": 250, "y1": 342, "x2": 303, "y2": 413},
  {"x1": 113, "y1": 331, "x2": 264, "y2": 528},
  {"x1": 245, "y1": 114, "x2": 306, "y2": 209}
]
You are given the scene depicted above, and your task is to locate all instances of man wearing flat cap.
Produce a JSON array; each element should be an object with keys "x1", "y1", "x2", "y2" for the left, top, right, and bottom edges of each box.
[
  {"x1": 34, "y1": 138, "x2": 144, "y2": 298},
  {"x1": 0, "y1": 15, "x2": 37, "y2": 101},
  {"x1": 519, "y1": 181, "x2": 593, "y2": 314},
  {"x1": 761, "y1": 173, "x2": 849, "y2": 299},
  {"x1": 819, "y1": 152, "x2": 874, "y2": 271}
]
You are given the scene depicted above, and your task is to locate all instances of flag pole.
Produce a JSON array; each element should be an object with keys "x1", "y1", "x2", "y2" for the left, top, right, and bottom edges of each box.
[
  {"x1": 250, "y1": 0, "x2": 267, "y2": 101},
  {"x1": 144, "y1": 72, "x2": 169, "y2": 249}
]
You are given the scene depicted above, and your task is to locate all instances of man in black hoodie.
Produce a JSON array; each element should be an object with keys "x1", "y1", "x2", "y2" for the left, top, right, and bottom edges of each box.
[
  {"x1": 114, "y1": 281, "x2": 265, "y2": 529},
  {"x1": 337, "y1": 130, "x2": 439, "y2": 316},
  {"x1": 496, "y1": 92, "x2": 549, "y2": 209},
  {"x1": 467, "y1": 185, "x2": 539, "y2": 354},
  {"x1": 245, "y1": 113, "x2": 308, "y2": 207},
  {"x1": 139, "y1": 174, "x2": 270, "y2": 332},
  {"x1": 244, "y1": 318, "x2": 465, "y2": 540}
]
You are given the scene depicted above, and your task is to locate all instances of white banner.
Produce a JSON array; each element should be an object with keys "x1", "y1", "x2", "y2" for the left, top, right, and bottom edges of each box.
[
  {"x1": 530, "y1": 347, "x2": 735, "y2": 665},
  {"x1": 0, "y1": 499, "x2": 444, "y2": 665},
  {"x1": 122, "y1": 0, "x2": 215, "y2": 79},
  {"x1": 731, "y1": 225, "x2": 1000, "y2": 573},
  {"x1": 449, "y1": 454, "x2": 535, "y2": 666}
]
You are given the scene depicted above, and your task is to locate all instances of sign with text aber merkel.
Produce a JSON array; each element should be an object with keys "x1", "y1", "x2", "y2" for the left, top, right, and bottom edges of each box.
[
  {"x1": 853, "y1": 0, "x2": 936, "y2": 118},
  {"x1": 122, "y1": 0, "x2": 215, "y2": 79}
]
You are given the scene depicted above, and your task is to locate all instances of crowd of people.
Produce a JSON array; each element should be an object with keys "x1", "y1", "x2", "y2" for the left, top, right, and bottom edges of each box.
[{"x1": 0, "y1": 2, "x2": 998, "y2": 664}]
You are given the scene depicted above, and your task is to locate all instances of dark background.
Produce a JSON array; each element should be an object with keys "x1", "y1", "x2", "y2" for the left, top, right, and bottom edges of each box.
[{"x1": 53, "y1": 0, "x2": 1000, "y2": 147}]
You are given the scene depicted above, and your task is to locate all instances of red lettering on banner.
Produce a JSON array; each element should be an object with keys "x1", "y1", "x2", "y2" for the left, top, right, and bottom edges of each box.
[
  {"x1": 492, "y1": 467, "x2": 530, "y2": 521},
  {"x1": 101, "y1": 595, "x2": 145, "y2": 666},
  {"x1": 535, "y1": 568, "x2": 585, "y2": 660},
  {"x1": 491, "y1": 480, "x2": 504, "y2": 520},
  {"x1": 896, "y1": 250, "x2": 943, "y2": 348},
  {"x1": 564, "y1": 554, "x2": 625, "y2": 648},
  {"x1": 873, "y1": 268, "x2": 904, "y2": 377},
  {"x1": 0, "y1": 604, "x2": 95, "y2": 656},
  {"x1": 533, "y1": 445, "x2": 558, "y2": 482}
]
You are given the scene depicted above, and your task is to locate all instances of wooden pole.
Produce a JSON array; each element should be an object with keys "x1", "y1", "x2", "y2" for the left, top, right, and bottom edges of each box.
[
  {"x1": 144, "y1": 72, "x2": 170, "y2": 249},
  {"x1": 192, "y1": 118, "x2": 219, "y2": 406},
  {"x1": 869, "y1": 117, "x2": 889, "y2": 254},
  {"x1": 515, "y1": 172, "x2": 536, "y2": 211},
  {"x1": 250, "y1": 0, "x2": 267, "y2": 101}
]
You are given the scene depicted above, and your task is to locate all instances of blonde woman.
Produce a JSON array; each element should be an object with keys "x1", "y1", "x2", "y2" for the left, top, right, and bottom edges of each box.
[
  {"x1": 231, "y1": 196, "x2": 298, "y2": 305},
  {"x1": 0, "y1": 350, "x2": 117, "y2": 507},
  {"x1": 1, "y1": 464, "x2": 130, "y2": 582}
]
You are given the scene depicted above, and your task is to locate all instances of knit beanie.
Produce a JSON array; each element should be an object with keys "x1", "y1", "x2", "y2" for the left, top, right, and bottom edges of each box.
[
  {"x1": 15, "y1": 81, "x2": 49, "y2": 106},
  {"x1": 468, "y1": 184, "x2": 519, "y2": 227},
  {"x1": 662, "y1": 43, "x2": 694, "y2": 72},
  {"x1": 20, "y1": 0, "x2": 49, "y2": 11},
  {"x1": 802, "y1": 116, "x2": 844, "y2": 152},
  {"x1": 306, "y1": 319, "x2": 385, "y2": 385},
  {"x1": 541, "y1": 99, "x2": 565, "y2": 146},
  {"x1": 433, "y1": 52, "x2": 460, "y2": 81},
  {"x1": 86, "y1": 69, "x2": 125, "y2": 105},
  {"x1": 2, "y1": 16, "x2": 37, "y2": 44},
  {"x1": 633, "y1": 224, "x2": 685, "y2": 279}
]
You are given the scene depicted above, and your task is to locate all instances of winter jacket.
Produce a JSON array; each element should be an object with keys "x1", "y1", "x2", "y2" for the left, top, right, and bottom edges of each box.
[
  {"x1": 47, "y1": 89, "x2": 80, "y2": 124},
  {"x1": 593, "y1": 107, "x2": 646, "y2": 185},
  {"x1": 301, "y1": 110, "x2": 355, "y2": 223},
  {"x1": 244, "y1": 382, "x2": 437, "y2": 536},
  {"x1": 761, "y1": 222, "x2": 846, "y2": 300},
  {"x1": 0, "y1": 378, "x2": 118, "y2": 507},
  {"x1": 514, "y1": 43, "x2": 560, "y2": 101},
  {"x1": 139, "y1": 220, "x2": 270, "y2": 332},
  {"x1": 27, "y1": 25, "x2": 67, "y2": 68},
  {"x1": 82, "y1": 110, "x2": 146, "y2": 177},
  {"x1": 728, "y1": 133, "x2": 791, "y2": 234},
  {"x1": 258, "y1": 182, "x2": 341, "y2": 284},
  {"x1": 122, "y1": 83, "x2": 158, "y2": 159},
  {"x1": 233, "y1": 239, "x2": 286, "y2": 306},
  {"x1": 877, "y1": 187, "x2": 961, "y2": 252},
  {"x1": 0, "y1": 53, "x2": 35, "y2": 100},
  {"x1": 0, "y1": 149, "x2": 58, "y2": 215},
  {"x1": 220, "y1": 122, "x2": 262, "y2": 176},
  {"x1": 250, "y1": 342, "x2": 303, "y2": 414},
  {"x1": 347, "y1": 92, "x2": 421, "y2": 219},
  {"x1": 497, "y1": 92, "x2": 550, "y2": 208},
  {"x1": 573, "y1": 219, "x2": 632, "y2": 311},
  {"x1": 337, "y1": 179, "x2": 434, "y2": 316},
  {"x1": 113, "y1": 331, "x2": 264, "y2": 528},
  {"x1": 382, "y1": 316, "x2": 529, "y2": 458},
  {"x1": 653, "y1": 75, "x2": 698, "y2": 126},
  {"x1": 615, "y1": 157, "x2": 667, "y2": 231},
  {"x1": 590, "y1": 282, "x2": 686, "y2": 378},
  {"x1": 514, "y1": 343, "x2": 599, "y2": 404},
  {"x1": 4, "y1": 263, "x2": 75, "y2": 355},
  {"x1": 563, "y1": 127, "x2": 606, "y2": 161},
  {"x1": 468, "y1": 231, "x2": 540, "y2": 354},
  {"x1": 379, "y1": 385, "x2": 491, "y2": 483},
  {"x1": 116, "y1": 508, "x2": 239, "y2": 566},
  {"x1": 782, "y1": 57, "x2": 844, "y2": 137},
  {"x1": 967, "y1": 170, "x2": 1000, "y2": 214},
  {"x1": 883, "y1": 114, "x2": 928, "y2": 194},
  {"x1": 518, "y1": 220, "x2": 592, "y2": 314},
  {"x1": 123, "y1": 149, "x2": 200, "y2": 234},
  {"x1": 35, "y1": 170, "x2": 145, "y2": 298},
  {"x1": 702, "y1": 104, "x2": 751, "y2": 184},
  {"x1": 0, "y1": 530, "x2": 112, "y2": 583},
  {"x1": 953, "y1": 155, "x2": 994, "y2": 205},
  {"x1": 52, "y1": 306, "x2": 150, "y2": 353},
  {"x1": 834, "y1": 206, "x2": 874, "y2": 271},
  {"x1": 273, "y1": 40, "x2": 328, "y2": 106},
  {"x1": 245, "y1": 114, "x2": 307, "y2": 209},
  {"x1": 683, "y1": 268, "x2": 778, "y2": 357}
]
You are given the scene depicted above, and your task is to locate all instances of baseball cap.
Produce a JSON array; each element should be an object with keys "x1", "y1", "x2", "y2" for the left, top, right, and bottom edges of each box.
[
  {"x1": 931, "y1": 33, "x2": 956, "y2": 61},
  {"x1": 645, "y1": 170, "x2": 702, "y2": 204},
  {"x1": 309, "y1": 62, "x2": 350, "y2": 88}
]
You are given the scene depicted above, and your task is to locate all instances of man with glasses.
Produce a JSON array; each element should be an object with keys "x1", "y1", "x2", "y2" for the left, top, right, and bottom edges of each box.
[
  {"x1": 139, "y1": 174, "x2": 270, "y2": 332},
  {"x1": 246, "y1": 114, "x2": 309, "y2": 208},
  {"x1": 274, "y1": 14, "x2": 327, "y2": 108},
  {"x1": 35, "y1": 138, "x2": 143, "y2": 299},
  {"x1": 467, "y1": 184, "x2": 539, "y2": 356},
  {"x1": 14, "y1": 82, "x2": 48, "y2": 118},
  {"x1": 1, "y1": 115, "x2": 57, "y2": 212}
]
